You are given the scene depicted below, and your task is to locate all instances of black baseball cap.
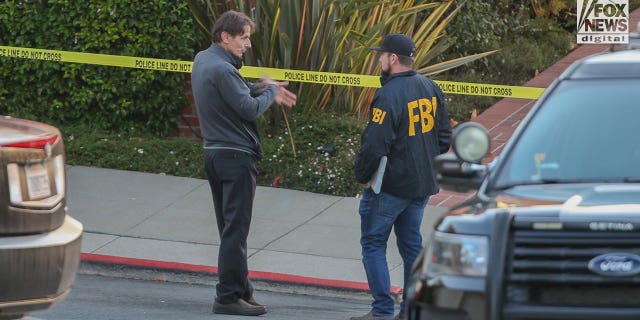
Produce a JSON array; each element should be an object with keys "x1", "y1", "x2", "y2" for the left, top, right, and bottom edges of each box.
[{"x1": 370, "y1": 34, "x2": 416, "y2": 58}]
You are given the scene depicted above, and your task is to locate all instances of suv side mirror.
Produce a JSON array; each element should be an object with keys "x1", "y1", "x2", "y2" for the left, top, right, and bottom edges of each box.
[{"x1": 433, "y1": 122, "x2": 490, "y2": 193}]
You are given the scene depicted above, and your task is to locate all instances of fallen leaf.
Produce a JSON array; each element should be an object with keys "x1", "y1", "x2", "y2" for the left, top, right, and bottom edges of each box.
[{"x1": 272, "y1": 172, "x2": 285, "y2": 188}]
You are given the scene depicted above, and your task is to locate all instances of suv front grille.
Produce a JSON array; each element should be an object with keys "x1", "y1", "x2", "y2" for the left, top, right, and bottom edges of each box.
[{"x1": 505, "y1": 229, "x2": 640, "y2": 307}]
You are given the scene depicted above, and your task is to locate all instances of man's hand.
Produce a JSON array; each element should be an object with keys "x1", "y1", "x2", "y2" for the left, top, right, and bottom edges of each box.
[
  {"x1": 275, "y1": 87, "x2": 297, "y2": 108},
  {"x1": 273, "y1": 81, "x2": 297, "y2": 108},
  {"x1": 260, "y1": 78, "x2": 297, "y2": 108}
]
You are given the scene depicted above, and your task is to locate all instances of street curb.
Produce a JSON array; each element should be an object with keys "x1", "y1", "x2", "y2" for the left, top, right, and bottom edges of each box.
[{"x1": 80, "y1": 253, "x2": 404, "y2": 295}]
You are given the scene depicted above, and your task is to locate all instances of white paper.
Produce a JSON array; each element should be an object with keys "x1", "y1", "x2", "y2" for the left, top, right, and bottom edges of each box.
[{"x1": 369, "y1": 156, "x2": 387, "y2": 194}]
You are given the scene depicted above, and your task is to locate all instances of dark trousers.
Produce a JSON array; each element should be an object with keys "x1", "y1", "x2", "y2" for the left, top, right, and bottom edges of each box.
[{"x1": 204, "y1": 149, "x2": 257, "y2": 304}]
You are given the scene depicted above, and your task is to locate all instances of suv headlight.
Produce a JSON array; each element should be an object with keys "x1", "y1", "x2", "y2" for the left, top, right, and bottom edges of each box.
[{"x1": 423, "y1": 231, "x2": 489, "y2": 277}]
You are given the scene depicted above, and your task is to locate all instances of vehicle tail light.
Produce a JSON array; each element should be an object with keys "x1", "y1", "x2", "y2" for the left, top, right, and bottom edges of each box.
[{"x1": 2, "y1": 135, "x2": 58, "y2": 149}]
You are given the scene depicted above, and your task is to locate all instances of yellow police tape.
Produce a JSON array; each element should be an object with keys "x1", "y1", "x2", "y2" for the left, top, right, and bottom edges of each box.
[{"x1": 0, "y1": 45, "x2": 545, "y2": 99}]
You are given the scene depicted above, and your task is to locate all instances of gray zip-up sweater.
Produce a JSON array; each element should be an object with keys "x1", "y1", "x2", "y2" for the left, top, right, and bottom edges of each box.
[{"x1": 191, "y1": 43, "x2": 277, "y2": 160}]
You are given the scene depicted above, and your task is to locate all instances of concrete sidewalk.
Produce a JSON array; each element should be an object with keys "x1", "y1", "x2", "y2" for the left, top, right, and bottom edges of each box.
[{"x1": 68, "y1": 165, "x2": 447, "y2": 293}]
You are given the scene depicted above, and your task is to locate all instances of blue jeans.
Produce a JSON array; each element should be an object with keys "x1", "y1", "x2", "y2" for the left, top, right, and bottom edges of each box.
[{"x1": 359, "y1": 188, "x2": 429, "y2": 317}]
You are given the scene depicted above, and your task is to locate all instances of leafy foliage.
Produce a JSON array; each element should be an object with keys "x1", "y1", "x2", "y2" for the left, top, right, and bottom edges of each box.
[
  {"x1": 530, "y1": 0, "x2": 574, "y2": 22},
  {"x1": 434, "y1": 0, "x2": 575, "y2": 122},
  {"x1": 61, "y1": 111, "x2": 366, "y2": 197},
  {"x1": 0, "y1": 0, "x2": 197, "y2": 136},
  {"x1": 186, "y1": 0, "x2": 495, "y2": 117},
  {"x1": 259, "y1": 112, "x2": 365, "y2": 196},
  {"x1": 63, "y1": 124, "x2": 206, "y2": 178}
]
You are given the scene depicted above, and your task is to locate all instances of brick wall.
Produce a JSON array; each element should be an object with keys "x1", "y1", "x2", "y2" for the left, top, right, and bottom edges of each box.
[{"x1": 178, "y1": 76, "x2": 202, "y2": 140}]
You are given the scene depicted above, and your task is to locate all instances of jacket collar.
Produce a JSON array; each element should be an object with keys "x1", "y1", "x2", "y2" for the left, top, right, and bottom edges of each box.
[
  {"x1": 380, "y1": 69, "x2": 417, "y2": 86},
  {"x1": 209, "y1": 43, "x2": 244, "y2": 70}
]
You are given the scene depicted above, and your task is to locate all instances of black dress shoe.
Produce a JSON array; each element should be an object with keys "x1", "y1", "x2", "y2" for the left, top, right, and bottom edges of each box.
[{"x1": 213, "y1": 298, "x2": 267, "y2": 316}]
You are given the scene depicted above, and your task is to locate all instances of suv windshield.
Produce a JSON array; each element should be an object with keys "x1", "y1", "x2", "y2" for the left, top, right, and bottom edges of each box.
[{"x1": 494, "y1": 79, "x2": 640, "y2": 189}]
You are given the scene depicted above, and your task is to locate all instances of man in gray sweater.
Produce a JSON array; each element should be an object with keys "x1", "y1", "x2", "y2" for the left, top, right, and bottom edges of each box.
[{"x1": 191, "y1": 10, "x2": 296, "y2": 317}]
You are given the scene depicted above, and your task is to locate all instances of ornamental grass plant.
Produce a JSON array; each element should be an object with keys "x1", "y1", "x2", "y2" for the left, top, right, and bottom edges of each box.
[{"x1": 187, "y1": 0, "x2": 495, "y2": 117}]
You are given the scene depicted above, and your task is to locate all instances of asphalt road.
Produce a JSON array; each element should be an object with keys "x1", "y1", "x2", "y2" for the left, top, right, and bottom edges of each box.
[{"x1": 31, "y1": 274, "x2": 373, "y2": 320}]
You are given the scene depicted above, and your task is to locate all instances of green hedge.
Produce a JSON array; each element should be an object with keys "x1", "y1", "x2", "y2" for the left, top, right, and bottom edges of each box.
[{"x1": 0, "y1": 0, "x2": 197, "y2": 136}]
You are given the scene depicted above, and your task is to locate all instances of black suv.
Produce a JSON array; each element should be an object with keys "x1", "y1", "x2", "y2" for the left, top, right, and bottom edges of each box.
[
  {"x1": 0, "y1": 116, "x2": 83, "y2": 320},
  {"x1": 406, "y1": 49, "x2": 640, "y2": 320}
]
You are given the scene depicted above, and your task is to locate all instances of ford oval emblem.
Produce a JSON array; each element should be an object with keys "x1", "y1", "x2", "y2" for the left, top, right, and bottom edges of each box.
[{"x1": 588, "y1": 253, "x2": 640, "y2": 277}]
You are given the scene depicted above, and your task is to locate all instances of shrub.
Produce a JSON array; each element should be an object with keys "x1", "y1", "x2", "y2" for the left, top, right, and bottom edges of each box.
[
  {"x1": 0, "y1": 0, "x2": 197, "y2": 136},
  {"x1": 62, "y1": 124, "x2": 206, "y2": 178},
  {"x1": 61, "y1": 111, "x2": 366, "y2": 197},
  {"x1": 435, "y1": 0, "x2": 574, "y2": 122},
  {"x1": 259, "y1": 111, "x2": 365, "y2": 196}
]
